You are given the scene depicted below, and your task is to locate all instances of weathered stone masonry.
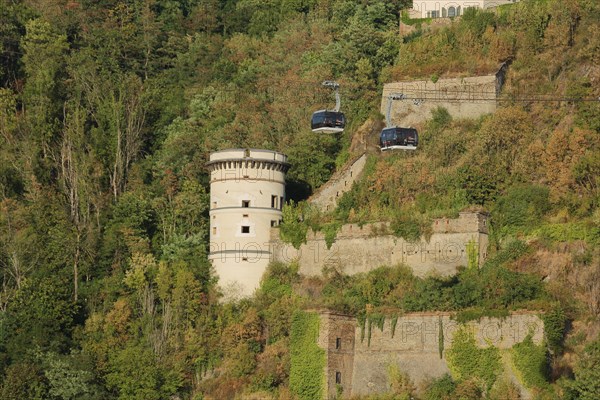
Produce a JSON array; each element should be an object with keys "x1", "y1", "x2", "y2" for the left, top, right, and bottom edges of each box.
[
  {"x1": 271, "y1": 212, "x2": 489, "y2": 278},
  {"x1": 315, "y1": 311, "x2": 544, "y2": 399},
  {"x1": 381, "y1": 68, "x2": 508, "y2": 127},
  {"x1": 308, "y1": 153, "x2": 368, "y2": 212}
]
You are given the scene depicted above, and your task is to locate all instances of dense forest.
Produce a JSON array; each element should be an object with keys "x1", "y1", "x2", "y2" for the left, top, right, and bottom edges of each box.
[{"x1": 0, "y1": 0, "x2": 599, "y2": 399}]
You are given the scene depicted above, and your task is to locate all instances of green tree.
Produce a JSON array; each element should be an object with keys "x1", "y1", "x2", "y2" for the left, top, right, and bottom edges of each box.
[
  {"x1": 105, "y1": 343, "x2": 183, "y2": 400},
  {"x1": 1, "y1": 277, "x2": 77, "y2": 362},
  {"x1": 0, "y1": 361, "x2": 48, "y2": 400},
  {"x1": 571, "y1": 335, "x2": 600, "y2": 399},
  {"x1": 37, "y1": 351, "x2": 101, "y2": 400},
  {"x1": 21, "y1": 19, "x2": 68, "y2": 160}
]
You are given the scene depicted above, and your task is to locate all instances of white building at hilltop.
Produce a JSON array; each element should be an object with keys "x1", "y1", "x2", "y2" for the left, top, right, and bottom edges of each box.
[
  {"x1": 410, "y1": 0, "x2": 519, "y2": 19},
  {"x1": 206, "y1": 149, "x2": 290, "y2": 299}
]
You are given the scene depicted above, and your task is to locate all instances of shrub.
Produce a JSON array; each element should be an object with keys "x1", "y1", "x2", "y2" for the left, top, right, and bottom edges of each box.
[
  {"x1": 402, "y1": 275, "x2": 454, "y2": 312},
  {"x1": 571, "y1": 335, "x2": 600, "y2": 399},
  {"x1": 279, "y1": 201, "x2": 309, "y2": 249},
  {"x1": 424, "y1": 373, "x2": 455, "y2": 400},
  {"x1": 511, "y1": 334, "x2": 549, "y2": 389},
  {"x1": 390, "y1": 213, "x2": 431, "y2": 242},
  {"x1": 457, "y1": 165, "x2": 498, "y2": 206},
  {"x1": 492, "y1": 184, "x2": 551, "y2": 235}
]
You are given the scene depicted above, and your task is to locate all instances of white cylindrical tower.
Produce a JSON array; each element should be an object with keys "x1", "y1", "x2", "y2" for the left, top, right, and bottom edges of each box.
[{"x1": 206, "y1": 148, "x2": 290, "y2": 298}]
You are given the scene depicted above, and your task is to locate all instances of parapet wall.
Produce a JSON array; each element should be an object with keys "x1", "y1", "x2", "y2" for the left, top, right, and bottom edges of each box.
[
  {"x1": 271, "y1": 212, "x2": 489, "y2": 277},
  {"x1": 309, "y1": 153, "x2": 368, "y2": 211},
  {"x1": 317, "y1": 311, "x2": 543, "y2": 399},
  {"x1": 381, "y1": 75, "x2": 500, "y2": 126}
]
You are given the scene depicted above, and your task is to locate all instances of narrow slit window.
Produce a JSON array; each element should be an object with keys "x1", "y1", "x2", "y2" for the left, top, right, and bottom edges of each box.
[
  {"x1": 271, "y1": 195, "x2": 277, "y2": 208},
  {"x1": 280, "y1": 196, "x2": 284, "y2": 210},
  {"x1": 335, "y1": 371, "x2": 341, "y2": 384},
  {"x1": 336, "y1": 337, "x2": 341, "y2": 349}
]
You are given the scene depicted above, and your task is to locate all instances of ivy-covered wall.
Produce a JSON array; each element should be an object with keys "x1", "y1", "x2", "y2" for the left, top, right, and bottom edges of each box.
[
  {"x1": 324, "y1": 311, "x2": 544, "y2": 398},
  {"x1": 289, "y1": 311, "x2": 326, "y2": 400},
  {"x1": 446, "y1": 326, "x2": 502, "y2": 389}
]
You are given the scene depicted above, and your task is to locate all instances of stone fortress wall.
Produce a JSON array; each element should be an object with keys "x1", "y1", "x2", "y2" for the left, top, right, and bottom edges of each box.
[
  {"x1": 317, "y1": 310, "x2": 544, "y2": 399},
  {"x1": 381, "y1": 63, "x2": 508, "y2": 127},
  {"x1": 308, "y1": 153, "x2": 368, "y2": 211},
  {"x1": 270, "y1": 212, "x2": 489, "y2": 278}
]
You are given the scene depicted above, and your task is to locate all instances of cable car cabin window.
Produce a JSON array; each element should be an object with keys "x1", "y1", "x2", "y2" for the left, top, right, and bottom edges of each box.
[
  {"x1": 380, "y1": 127, "x2": 418, "y2": 151},
  {"x1": 311, "y1": 111, "x2": 346, "y2": 132}
]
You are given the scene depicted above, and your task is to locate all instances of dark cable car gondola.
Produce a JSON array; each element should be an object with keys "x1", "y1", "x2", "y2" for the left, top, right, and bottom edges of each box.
[
  {"x1": 380, "y1": 93, "x2": 419, "y2": 151},
  {"x1": 380, "y1": 127, "x2": 418, "y2": 151},
  {"x1": 311, "y1": 81, "x2": 345, "y2": 133}
]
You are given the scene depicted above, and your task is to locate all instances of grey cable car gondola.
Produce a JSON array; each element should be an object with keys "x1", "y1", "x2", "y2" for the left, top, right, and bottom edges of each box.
[
  {"x1": 380, "y1": 93, "x2": 418, "y2": 151},
  {"x1": 311, "y1": 81, "x2": 345, "y2": 133}
]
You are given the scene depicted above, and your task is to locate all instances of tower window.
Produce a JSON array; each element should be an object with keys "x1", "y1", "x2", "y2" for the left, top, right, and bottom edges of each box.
[
  {"x1": 335, "y1": 371, "x2": 341, "y2": 384},
  {"x1": 280, "y1": 196, "x2": 284, "y2": 210},
  {"x1": 242, "y1": 200, "x2": 250, "y2": 208},
  {"x1": 271, "y1": 195, "x2": 277, "y2": 208},
  {"x1": 241, "y1": 226, "x2": 250, "y2": 234},
  {"x1": 271, "y1": 220, "x2": 277, "y2": 227},
  {"x1": 243, "y1": 214, "x2": 249, "y2": 218},
  {"x1": 336, "y1": 337, "x2": 341, "y2": 349}
]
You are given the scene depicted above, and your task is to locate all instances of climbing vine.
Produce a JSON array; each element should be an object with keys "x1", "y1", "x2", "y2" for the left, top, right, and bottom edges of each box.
[
  {"x1": 466, "y1": 239, "x2": 479, "y2": 270},
  {"x1": 391, "y1": 315, "x2": 398, "y2": 338},
  {"x1": 446, "y1": 326, "x2": 502, "y2": 389},
  {"x1": 289, "y1": 311, "x2": 325, "y2": 400},
  {"x1": 322, "y1": 222, "x2": 341, "y2": 250},
  {"x1": 438, "y1": 316, "x2": 444, "y2": 359}
]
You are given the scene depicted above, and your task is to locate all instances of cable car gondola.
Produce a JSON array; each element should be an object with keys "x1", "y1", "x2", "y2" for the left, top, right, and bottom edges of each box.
[
  {"x1": 380, "y1": 93, "x2": 419, "y2": 151},
  {"x1": 380, "y1": 127, "x2": 418, "y2": 151},
  {"x1": 311, "y1": 81, "x2": 346, "y2": 134},
  {"x1": 311, "y1": 110, "x2": 346, "y2": 133}
]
